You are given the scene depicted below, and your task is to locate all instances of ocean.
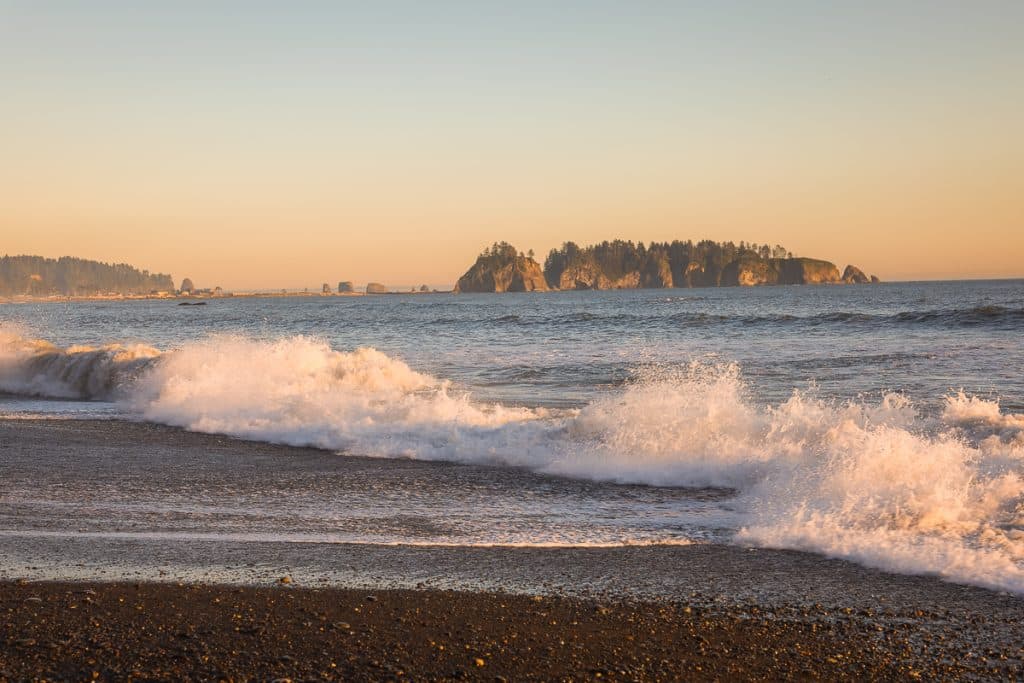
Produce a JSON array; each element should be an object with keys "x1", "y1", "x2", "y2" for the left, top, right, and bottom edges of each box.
[{"x1": 1, "y1": 280, "x2": 1023, "y2": 593}]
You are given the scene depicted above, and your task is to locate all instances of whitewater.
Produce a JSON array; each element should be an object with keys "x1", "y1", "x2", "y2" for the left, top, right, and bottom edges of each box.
[
  {"x1": 3, "y1": 281, "x2": 1024, "y2": 597},
  {"x1": 0, "y1": 282, "x2": 1021, "y2": 588}
]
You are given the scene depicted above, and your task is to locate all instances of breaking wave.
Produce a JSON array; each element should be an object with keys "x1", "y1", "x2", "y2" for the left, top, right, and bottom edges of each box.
[
  {"x1": 0, "y1": 326, "x2": 160, "y2": 399},
  {"x1": 2, "y1": 328, "x2": 1024, "y2": 593}
]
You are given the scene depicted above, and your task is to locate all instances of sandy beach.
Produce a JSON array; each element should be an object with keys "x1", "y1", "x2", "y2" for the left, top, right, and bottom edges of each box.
[{"x1": 2, "y1": 418, "x2": 1023, "y2": 680}]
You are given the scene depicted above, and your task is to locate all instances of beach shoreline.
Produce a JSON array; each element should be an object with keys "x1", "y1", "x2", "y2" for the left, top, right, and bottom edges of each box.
[
  {"x1": 2, "y1": 579, "x2": 1019, "y2": 681},
  {"x1": 1, "y1": 417, "x2": 1023, "y2": 678}
]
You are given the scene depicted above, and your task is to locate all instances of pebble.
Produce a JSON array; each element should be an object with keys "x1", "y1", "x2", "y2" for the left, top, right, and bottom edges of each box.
[{"x1": 1, "y1": 579, "x2": 1019, "y2": 680}]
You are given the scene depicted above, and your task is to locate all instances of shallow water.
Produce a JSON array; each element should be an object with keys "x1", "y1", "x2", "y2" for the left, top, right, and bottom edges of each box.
[{"x1": 1, "y1": 281, "x2": 1023, "y2": 593}]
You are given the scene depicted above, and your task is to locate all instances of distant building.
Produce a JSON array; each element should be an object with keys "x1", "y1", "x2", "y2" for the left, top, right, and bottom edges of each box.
[
  {"x1": 365, "y1": 282, "x2": 388, "y2": 294},
  {"x1": 322, "y1": 283, "x2": 331, "y2": 294},
  {"x1": 338, "y1": 281, "x2": 355, "y2": 293},
  {"x1": 180, "y1": 278, "x2": 195, "y2": 293}
]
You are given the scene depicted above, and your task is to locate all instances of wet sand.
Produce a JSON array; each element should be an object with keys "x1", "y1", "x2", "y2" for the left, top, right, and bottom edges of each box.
[{"x1": 2, "y1": 418, "x2": 1023, "y2": 679}]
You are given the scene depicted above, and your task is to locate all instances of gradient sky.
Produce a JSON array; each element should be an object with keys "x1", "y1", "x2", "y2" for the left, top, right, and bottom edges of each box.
[{"x1": 2, "y1": 1, "x2": 1022, "y2": 289}]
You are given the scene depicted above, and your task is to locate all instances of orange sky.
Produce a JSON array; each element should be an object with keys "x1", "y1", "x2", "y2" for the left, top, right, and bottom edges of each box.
[{"x1": 2, "y1": 3, "x2": 1022, "y2": 289}]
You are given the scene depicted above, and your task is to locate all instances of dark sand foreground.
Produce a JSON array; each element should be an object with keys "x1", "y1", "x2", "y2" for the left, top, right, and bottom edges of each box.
[
  {"x1": 4, "y1": 579, "x2": 1019, "y2": 682},
  {"x1": 2, "y1": 418, "x2": 1024, "y2": 680}
]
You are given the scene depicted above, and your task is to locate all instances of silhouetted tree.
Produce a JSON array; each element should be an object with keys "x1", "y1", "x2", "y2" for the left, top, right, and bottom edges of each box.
[
  {"x1": 542, "y1": 239, "x2": 798, "y2": 289},
  {"x1": 0, "y1": 254, "x2": 174, "y2": 296}
]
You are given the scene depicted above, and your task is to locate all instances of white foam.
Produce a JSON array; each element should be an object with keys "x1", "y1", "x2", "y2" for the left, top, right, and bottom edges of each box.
[
  {"x1": 133, "y1": 334, "x2": 555, "y2": 462},
  {"x1": 3, "y1": 328, "x2": 1024, "y2": 593},
  {"x1": 0, "y1": 324, "x2": 160, "y2": 399}
]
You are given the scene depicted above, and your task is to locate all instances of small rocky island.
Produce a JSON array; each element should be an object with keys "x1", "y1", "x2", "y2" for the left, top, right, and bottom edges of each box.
[{"x1": 455, "y1": 240, "x2": 879, "y2": 293}]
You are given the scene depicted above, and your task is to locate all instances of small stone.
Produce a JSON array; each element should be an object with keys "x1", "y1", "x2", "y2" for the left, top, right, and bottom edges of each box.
[
  {"x1": 474, "y1": 657, "x2": 486, "y2": 667},
  {"x1": 24, "y1": 596, "x2": 43, "y2": 604},
  {"x1": 366, "y1": 595, "x2": 377, "y2": 602},
  {"x1": 279, "y1": 576, "x2": 292, "y2": 584}
]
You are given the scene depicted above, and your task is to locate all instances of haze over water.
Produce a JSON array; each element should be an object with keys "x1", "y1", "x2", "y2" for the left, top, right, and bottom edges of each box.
[{"x1": 2, "y1": 280, "x2": 1024, "y2": 593}]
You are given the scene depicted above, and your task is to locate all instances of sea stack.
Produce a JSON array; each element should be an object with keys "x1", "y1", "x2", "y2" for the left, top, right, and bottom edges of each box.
[
  {"x1": 842, "y1": 265, "x2": 870, "y2": 284},
  {"x1": 454, "y1": 242, "x2": 549, "y2": 293}
]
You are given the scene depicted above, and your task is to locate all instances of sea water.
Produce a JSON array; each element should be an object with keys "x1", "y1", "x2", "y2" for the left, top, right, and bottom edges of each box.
[{"x1": 1, "y1": 280, "x2": 1023, "y2": 592}]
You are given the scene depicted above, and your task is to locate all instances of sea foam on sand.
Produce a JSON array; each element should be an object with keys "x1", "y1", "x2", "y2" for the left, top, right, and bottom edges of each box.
[{"x1": 3, "y1": 327, "x2": 1024, "y2": 593}]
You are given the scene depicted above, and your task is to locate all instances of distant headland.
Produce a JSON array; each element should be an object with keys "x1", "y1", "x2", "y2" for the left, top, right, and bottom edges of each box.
[
  {"x1": 0, "y1": 254, "x2": 437, "y2": 300},
  {"x1": 455, "y1": 240, "x2": 879, "y2": 293},
  {"x1": 0, "y1": 255, "x2": 174, "y2": 297}
]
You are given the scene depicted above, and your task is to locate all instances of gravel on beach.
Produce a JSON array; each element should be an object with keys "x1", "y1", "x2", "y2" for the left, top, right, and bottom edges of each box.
[{"x1": 2, "y1": 579, "x2": 1021, "y2": 682}]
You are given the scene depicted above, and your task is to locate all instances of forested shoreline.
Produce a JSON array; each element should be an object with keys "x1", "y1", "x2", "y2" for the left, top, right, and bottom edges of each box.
[
  {"x1": 456, "y1": 240, "x2": 877, "y2": 292},
  {"x1": 0, "y1": 255, "x2": 174, "y2": 296}
]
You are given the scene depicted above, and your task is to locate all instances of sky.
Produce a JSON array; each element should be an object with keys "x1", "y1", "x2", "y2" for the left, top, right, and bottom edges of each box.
[{"x1": 1, "y1": 1, "x2": 1022, "y2": 289}]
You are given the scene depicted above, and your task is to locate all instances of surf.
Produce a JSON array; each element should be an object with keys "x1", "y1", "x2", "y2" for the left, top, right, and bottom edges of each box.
[{"x1": 2, "y1": 326, "x2": 1024, "y2": 594}]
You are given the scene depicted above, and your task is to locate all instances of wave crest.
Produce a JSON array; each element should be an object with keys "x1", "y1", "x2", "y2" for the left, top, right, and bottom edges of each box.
[
  {"x1": 4, "y1": 328, "x2": 1024, "y2": 592},
  {"x1": 134, "y1": 335, "x2": 549, "y2": 457},
  {"x1": 0, "y1": 326, "x2": 160, "y2": 399}
]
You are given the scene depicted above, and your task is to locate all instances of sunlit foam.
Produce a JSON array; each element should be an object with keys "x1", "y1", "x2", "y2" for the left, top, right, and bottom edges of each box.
[{"x1": 3, "y1": 326, "x2": 1024, "y2": 593}]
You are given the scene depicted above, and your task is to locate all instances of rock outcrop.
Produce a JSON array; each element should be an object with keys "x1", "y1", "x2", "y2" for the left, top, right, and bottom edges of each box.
[
  {"x1": 842, "y1": 265, "x2": 871, "y2": 284},
  {"x1": 454, "y1": 244, "x2": 549, "y2": 293},
  {"x1": 456, "y1": 240, "x2": 875, "y2": 292},
  {"x1": 778, "y1": 258, "x2": 842, "y2": 285},
  {"x1": 674, "y1": 261, "x2": 714, "y2": 288},
  {"x1": 718, "y1": 257, "x2": 844, "y2": 286},
  {"x1": 554, "y1": 262, "x2": 607, "y2": 290},
  {"x1": 640, "y1": 252, "x2": 674, "y2": 288},
  {"x1": 722, "y1": 256, "x2": 777, "y2": 286}
]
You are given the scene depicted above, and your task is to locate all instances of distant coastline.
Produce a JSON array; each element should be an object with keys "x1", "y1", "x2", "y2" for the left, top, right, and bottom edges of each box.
[
  {"x1": 0, "y1": 254, "x2": 449, "y2": 301},
  {"x1": 0, "y1": 289, "x2": 451, "y2": 304},
  {"x1": 9, "y1": 246, "x2": 1015, "y2": 303}
]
